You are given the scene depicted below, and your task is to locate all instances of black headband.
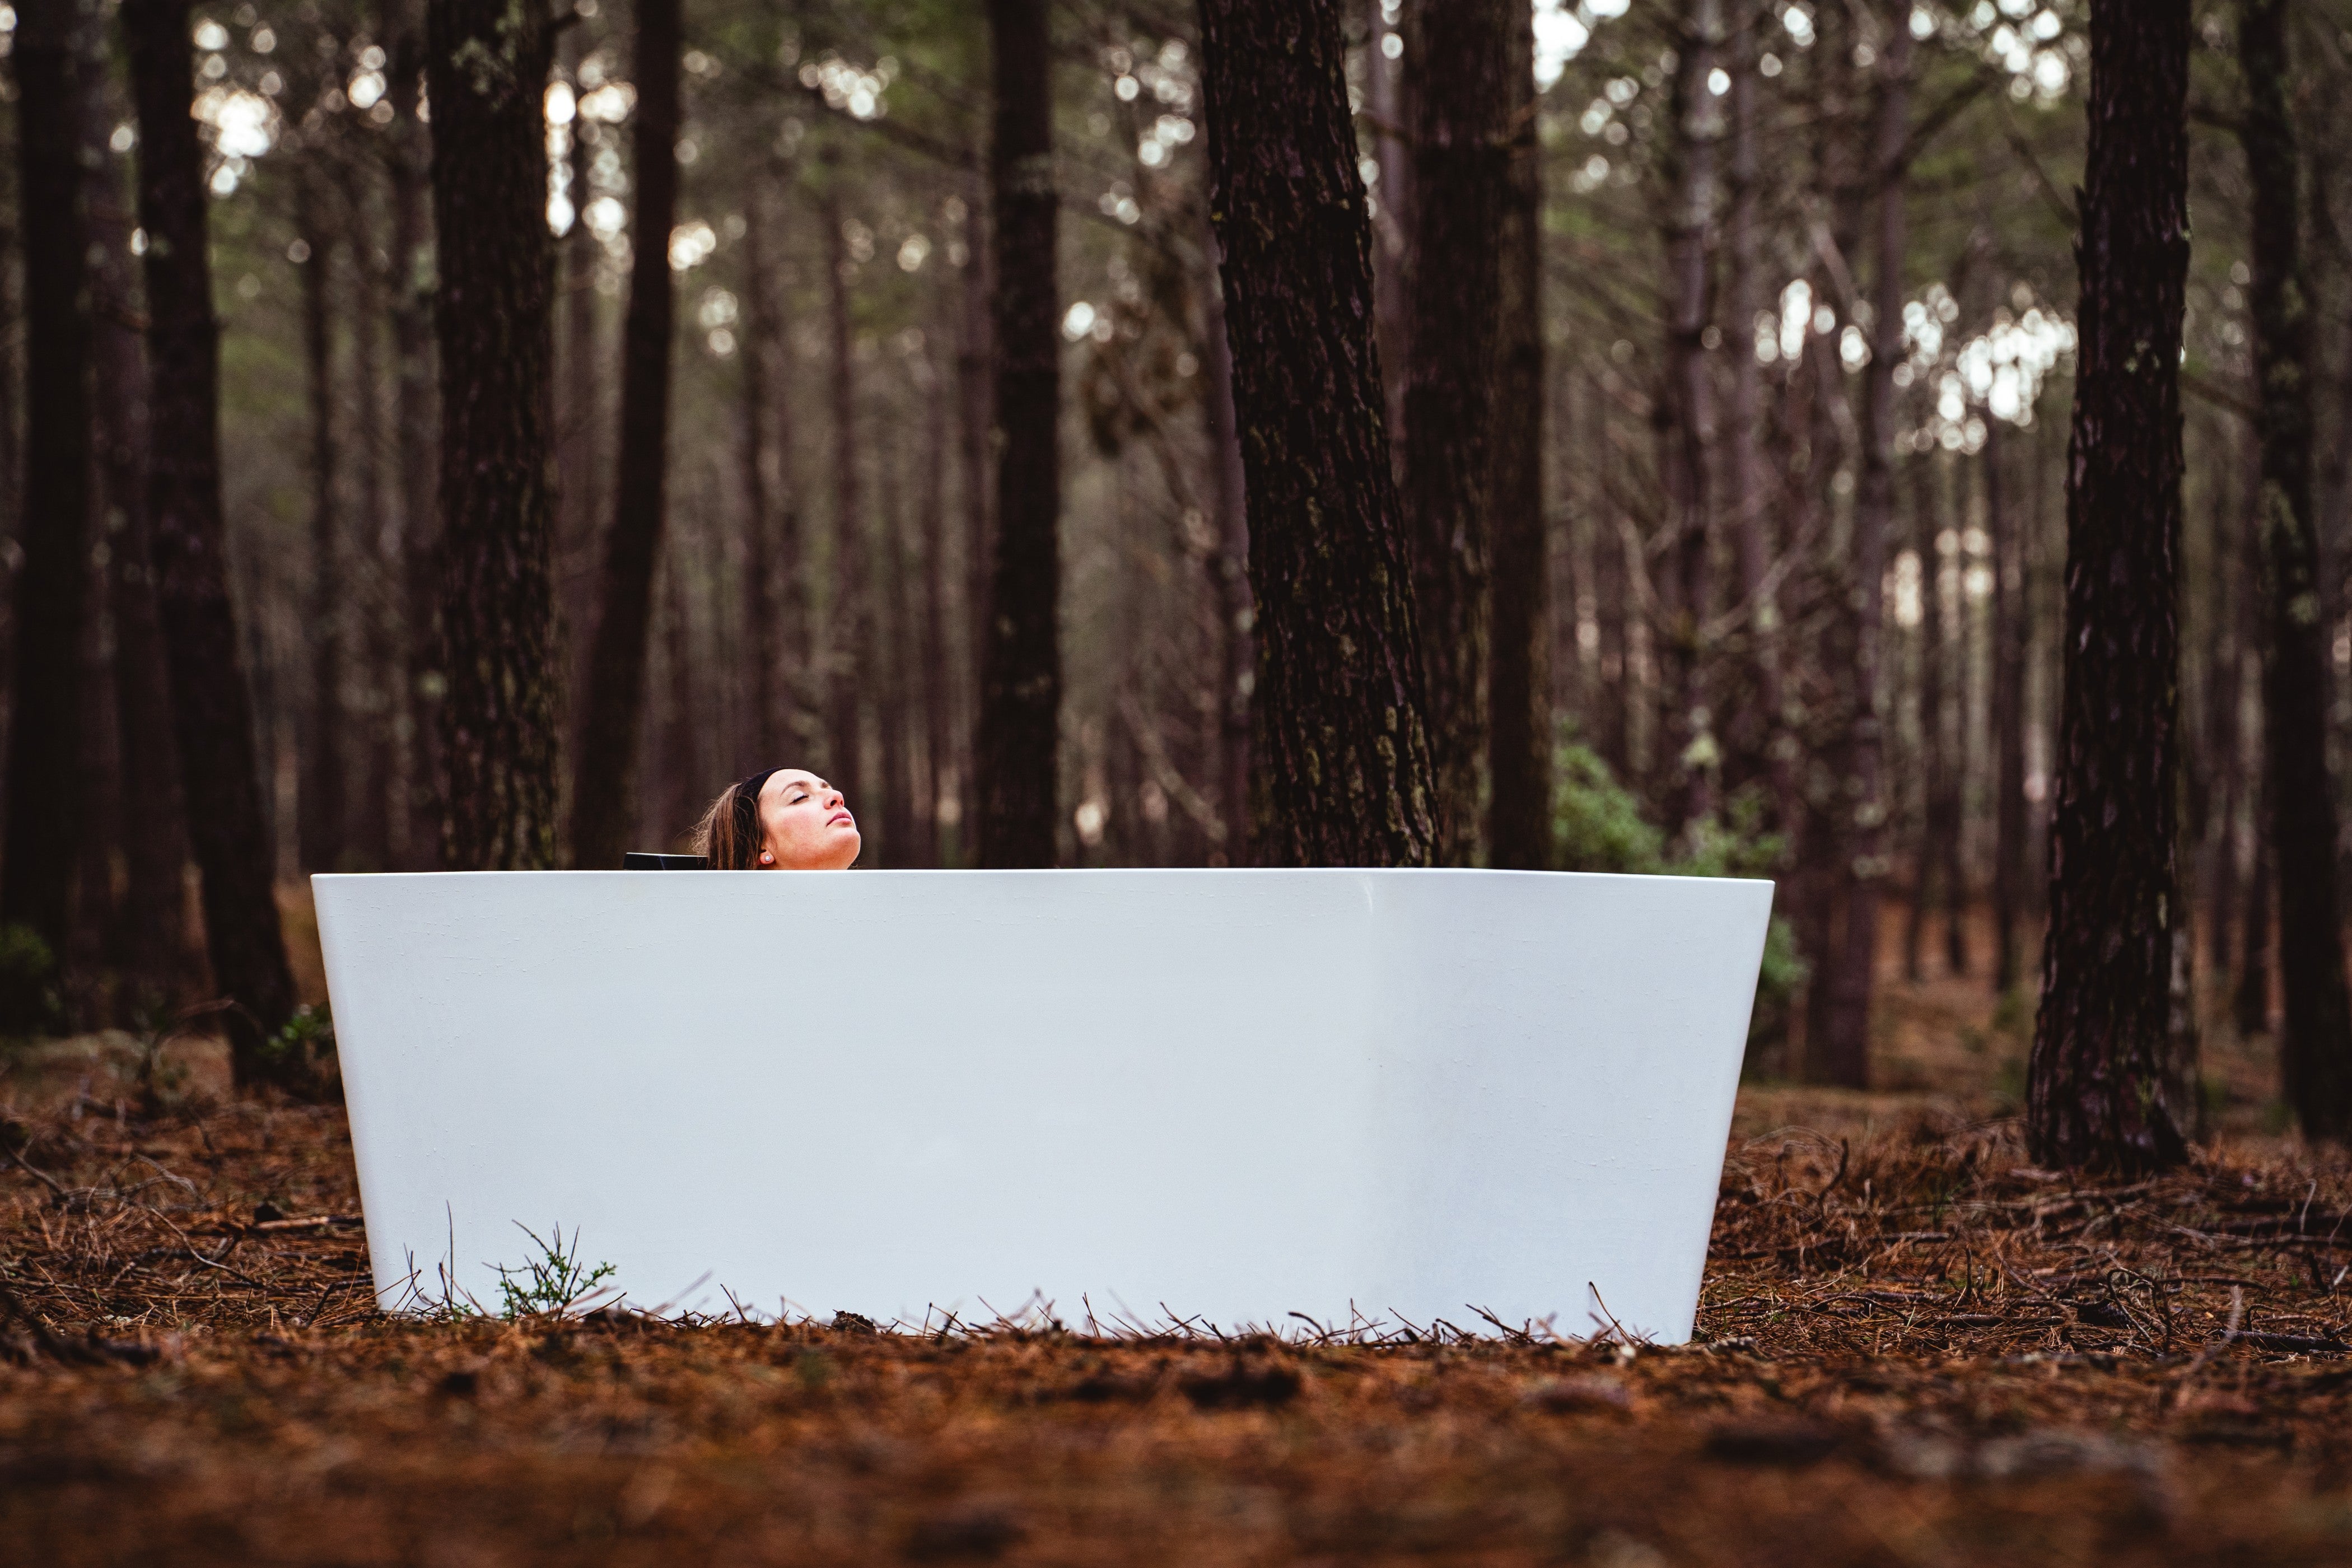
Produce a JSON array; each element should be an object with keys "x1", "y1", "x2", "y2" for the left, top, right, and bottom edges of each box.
[{"x1": 734, "y1": 768, "x2": 780, "y2": 848}]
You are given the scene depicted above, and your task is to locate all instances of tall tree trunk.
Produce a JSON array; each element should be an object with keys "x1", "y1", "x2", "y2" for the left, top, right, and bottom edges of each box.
[
  {"x1": 567, "y1": 0, "x2": 682, "y2": 870},
  {"x1": 877, "y1": 427, "x2": 916, "y2": 866},
  {"x1": 820, "y1": 175, "x2": 867, "y2": 810},
  {"x1": 1724, "y1": 4, "x2": 1790, "y2": 835},
  {"x1": 954, "y1": 204, "x2": 992, "y2": 849},
  {"x1": 297, "y1": 179, "x2": 346, "y2": 875},
  {"x1": 559, "y1": 30, "x2": 603, "y2": 686},
  {"x1": 1813, "y1": 16, "x2": 1909, "y2": 1086},
  {"x1": 916, "y1": 360, "x2": 950, "y2": 867},
  {"x1": 2205, "y1": 433, "x2": 2248, "y2": 982},
  {"x1": 1400, "y1": 0, "x2": 1508, "y2": 864},
  {"x1": 974, "y1": 0, "x2": 1063, "y2": 867},
  {"x1": 1942, "y1": 458, "x2": 1970, "y2": 978},
  {"x1": 1365, "y1": 0, "x2": 1410, "y2": 454},
  {"x1": 1486, "y1": 0, "x2": 1548, "y2": 871},
  {"x1": 1198, "y1": 0, "x2": 1437, "y2": 867},
  {"x1": 2027, "y1": 0, "x2": 2195, "y2": 1172},
  {"x1": 2239, "y1": 761, "x2": 2275, "y2": 1037},
  {"x1": 738, "y1": 177, "x2": 782, "y2": 767},
  {"x1": 426, "y1": 0, "x2": 562, "y2": 870},
  {"x1": 1, "y1": 0, "x2": 95, "y2": 1021},
  {"x1": 86, "y1": 54, "x2": 190, "y2": 1006},
  {"x1": 2239, "y1": 0, "x2": 2352, "y2": 1139},
  {"x1": 345, "y1": 176, "x2": 401, "y2": 872},
  {"x1": 124, "y1": 0, "x2": 298, "y2": 1078},
  {"x1": 1657, "y1": 0, "x2": 1724, "y2": 837},
  {"x1": 1987, "y1": 414, "x2": 2029, "y2": 995},
  {"x1": 382, "y1": 0, "x2": 442, "y2": 869},
  {"x1": 1907, "y1": 463, "x2": 1944, "y2": 984},
  {"x1": 1201, "y1": 221, "x2": 1252, "y2": 864}
]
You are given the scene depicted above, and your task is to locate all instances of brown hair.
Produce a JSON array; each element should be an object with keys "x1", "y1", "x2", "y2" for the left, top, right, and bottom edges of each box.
[{"x1": 692, "y1": 769, "x2": 778, "y2": 869}]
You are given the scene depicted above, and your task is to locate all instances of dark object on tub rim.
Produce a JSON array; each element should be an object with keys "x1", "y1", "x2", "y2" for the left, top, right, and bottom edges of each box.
[{"x1": 620, "y1": 852, "x2": 711, "y2": 870}]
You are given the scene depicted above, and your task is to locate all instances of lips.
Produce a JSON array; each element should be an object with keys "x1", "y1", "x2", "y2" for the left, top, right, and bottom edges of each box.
[{"x1": 829, "y1": 810, "x2": 855, "y2": 827}]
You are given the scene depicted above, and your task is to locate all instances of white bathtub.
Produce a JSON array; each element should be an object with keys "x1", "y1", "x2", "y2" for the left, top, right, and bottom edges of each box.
[{"x1": 313, "y1": 869, "x2": 1772, "y2": 1342}]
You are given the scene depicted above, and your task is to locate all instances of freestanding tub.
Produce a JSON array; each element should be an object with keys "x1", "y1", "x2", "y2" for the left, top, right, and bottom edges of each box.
[{"x1": 313, "y1": 869, "x2": 1772, "y2": 1342}]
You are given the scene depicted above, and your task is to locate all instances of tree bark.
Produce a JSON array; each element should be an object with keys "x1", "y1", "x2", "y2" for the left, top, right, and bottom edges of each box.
[
  {"x1": 2239, "y1": 0, "x2": 2352, "y2": 1139},
  {"x1": 974, "y1": 0, "x2": 1063, "y2": 867},
  {"x1": 1907, "y1": 463, "x2": 1944, "y2": 984},
  {"x1": 345, "y1": 174, "x2": 401, "y2": 872},
  {"x1": 954, "y1": 202, "x2": 992, "y2": 851},
  {"x1": 1, "y1": 0, "x2": 95, "y2": 1018},
  {"x1": 1365, "y1": 0, "x2": 1410, "y2": 457},
  {"x1": 1987, "y1": 415, "x2": 2029, "y2": 995},
  {"x1": 820, "y1": 176, "x2": 867, "y2": 810},
  {"x1": 384, "y1": 0, "x2": 442, "y2": 869},
  {"x1": 738, "y1": 176, "x2": 782, "y2": 767},
  {"x1": 1400, "y1": 0, "x2": 1508, "y2": 864},
  {"x1": 124, "y1": 0, "x2": 298, "y2": 1077},
  {"x1": 426, "y1": 0, "x2": 563, "y2": 870},
  {"x1": 877, "y1": 425, "x2": 917, "y2": 866},
  {"x1": 85, "y1": 52, "x2": 191, "y2": 1006},
  {"x1": 1656, "y1": 0, "x2": 1725, "y2": 837},
  {"x1": 917, "y1": 358, "x2": 951, "y2": 867},
  {"x1": 1486, "y1": 0, "x2": 1548, "y2": 871},
  {"x1": 1723, "y1": 6, "x2": 1791, "y2": 835},
  {"x1": 568, "y1": 0, "x2": 682, "y2": 870},
  {"x1": 1813, "y1": 14, "x2": 1909, "y2": 1086},
  {"x1": 1198, "y1": 0, "x2": 1437, "y2": 867},
  {"x1": 1200, "y1": 219, "x2": 1252, "y2": 865},
  {"x1": 2027, "y1": 0, "x2": 2195, "y2": 1172},
  {"x1": 297, "y1": 177, "x2": 346, "y2": 875}
]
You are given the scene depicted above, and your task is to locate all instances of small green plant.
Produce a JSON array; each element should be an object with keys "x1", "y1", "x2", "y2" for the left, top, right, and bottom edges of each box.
[
  {"x1": 0, "y1": 922, "x2": 63, "y2": 1037},
  {"x1": 1548, "y1": 736, "x2": 1807, "y2": 1061},
  {"x1": 493, "y1": 1223, "x2": 618, "y2": 1319}
]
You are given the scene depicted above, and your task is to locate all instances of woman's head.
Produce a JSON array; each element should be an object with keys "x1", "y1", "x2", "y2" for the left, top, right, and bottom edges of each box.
[{"x1": 693, "y1": 768, "x2": 861, "y2": 870}]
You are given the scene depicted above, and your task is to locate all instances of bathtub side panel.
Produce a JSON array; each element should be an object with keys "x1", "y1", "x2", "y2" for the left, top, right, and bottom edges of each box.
[{"x1": 1362, "y1": 873, "x2": 1772, "y2": 1341}]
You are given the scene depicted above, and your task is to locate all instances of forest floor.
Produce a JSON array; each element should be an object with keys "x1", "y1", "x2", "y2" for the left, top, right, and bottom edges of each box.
[{"x1": 4, "y1": 904, "x2": 2351, "y2": 1566}]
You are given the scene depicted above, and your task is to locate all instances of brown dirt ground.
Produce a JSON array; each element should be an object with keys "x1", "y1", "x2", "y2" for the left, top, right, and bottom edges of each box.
[{"x1": 5, "y1": 903, "x2": 2351, "y2": 1567}]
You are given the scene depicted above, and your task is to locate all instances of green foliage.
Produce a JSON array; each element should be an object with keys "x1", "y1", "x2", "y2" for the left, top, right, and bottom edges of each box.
[
  {"x1": 493, "y1": 1223, "x2": 619, "y2": 1319},
  {"x1": 0, "y1": 923, "x2": 64, "y2": 1038},
  {"x1": 256, "y1": 1004, "x2": 338, "y2": 1092},
  {"x1": 1548, "y1": 738, "x2": 1806, "y2": 1062}
]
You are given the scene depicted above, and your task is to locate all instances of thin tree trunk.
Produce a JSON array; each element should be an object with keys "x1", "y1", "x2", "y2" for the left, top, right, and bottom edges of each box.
[
  {"x1": 86, "y1": 53, "x2": 191, "y2": 1006},
  {"x1": 1724, "y1": 3, "x2": 1790, "y2": 835},
  {"x1": 1198, "y1": 0, "x2": 1437, "y2": 867},
  {"x1": 1, "y1": 0, "x2": 95, "y2": 1019},
  {"x1": 954, "y1": 204, "x2": 992, "y2": 848},
  {"x1": 297, "y1": 178, "x2": 346, "y2": 875},
  {"x1": 2206, "y1": 434, "x2": 2250, "y2": 982},
  {"x1": 1907, "y1": 463, "x2": 1943, "y2": 984},
  {"x1": 1942, "y1": 458, "x2": 1970, "y2": 978},
  {"x1": 568, "y1": 0, "x2": 682, "y2": 870},
  {"x1": 345, "y1": 175, "x2": 400, "y2": 872},
  {"x1": 2239, "y1": 0, "x2": 2352, "y2": 1140},
  {"x1": 917, "y1": 360, "x2": 950, "y2": 867},
  {"x1": 1201, "y1": 225, "x2": 1252, "y2": 865},
  {"x1": 1400, "y1": 0, "x2": 1508, "y2": 864},
  {"x1": 125, "y1": 0, "x2": 298, "y2": 1077},
  {"x1": 426, "y1": 0, "x2": 563, "y2": 870},
  {"x1": 559, "y1": 30, "x2": 603, "y2": 678},
  {"x1": 385, "y1": 0, "x2": 441, "y2": 869},
  {"x1": 739, "y1": 178, "x2": 782, "y2": 767},
  {"x1": 1657, "y1": 0, "x2": 1725, "y2": 837},
  {"x1": 878, "y1": 427, "x2": 916, "y2": 866},
  {"x1": 1486, "y1": 0, "x2": 1548, "y2": 871},
  {"x1": 974, "y1": 0, "x2": 1063, "y2": 867},
  {"x1": 1816, "y1": 16, "x2": 1910, "y2": 1086},
  {"x1": 1365, "y1": 0, "x2": 1410, "y2": 456},
  {"x1": 821, "y1": 176, "x2": 867, "y2": 810},
  {"x1": 1987, "y1": 414, "x2": 2028, "y2": 995},
  {"x1": 2027, "y1": 0, "x2": 2195, "y2": 1172},
  {"x1": 2239, "y1": 763, "x2": 2275, "y2": 1037}
]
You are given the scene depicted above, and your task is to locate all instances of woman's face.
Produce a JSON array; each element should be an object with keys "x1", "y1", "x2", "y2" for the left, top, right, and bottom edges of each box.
[{"x1": 754, "y1": 769, "x2": 860, "y2": 870}]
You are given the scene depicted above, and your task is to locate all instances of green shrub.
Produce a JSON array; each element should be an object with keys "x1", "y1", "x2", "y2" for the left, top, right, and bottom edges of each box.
[{"x1": 1548, "y1": 738, "x2": 1805, "y2": 1064}]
